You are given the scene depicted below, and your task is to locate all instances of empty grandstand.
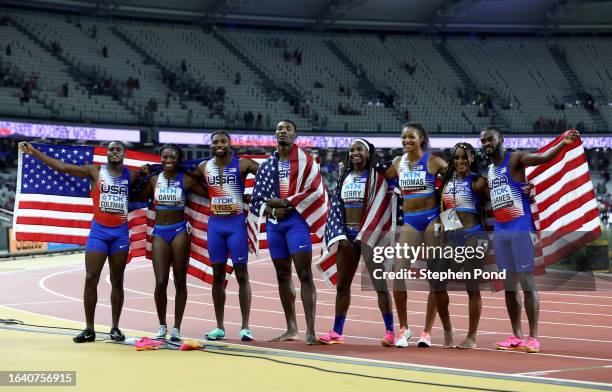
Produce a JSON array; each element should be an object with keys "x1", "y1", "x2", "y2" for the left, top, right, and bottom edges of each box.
[{"x1": 1, "y1": 2, "x2": 611, "y2": 134}]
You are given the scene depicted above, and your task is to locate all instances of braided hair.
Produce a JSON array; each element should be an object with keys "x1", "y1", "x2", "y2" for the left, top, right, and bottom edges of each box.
[{"x1": 440, "y1": 142, "x2": 481, "y2": 210}]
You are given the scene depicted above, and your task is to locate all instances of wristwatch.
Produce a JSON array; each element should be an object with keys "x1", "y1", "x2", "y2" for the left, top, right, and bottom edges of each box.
[{"x1": 280, "y1": 198, "x2": 289, "y2": 208}]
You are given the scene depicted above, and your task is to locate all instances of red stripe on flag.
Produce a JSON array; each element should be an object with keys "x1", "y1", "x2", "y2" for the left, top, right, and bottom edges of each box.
[
  {"x1": 540, "y1": 209, "x2": 600, "y2": 247},
  {"x1": 15, "y1": 232, "x2": 88, "y2": 245},
  {"x1": 540, "y1": 228, "x2": 602, "y2": 267},
  {"x1": 16, "y1": 216, "x2": 92, "y2": 229},
  {"x1": 532, "y1": 155, "x2": 587, "y2": 194},
  {"x1": 527, "y1": 141, "x2": 578, "y2": 179},
  {"x1": 535, "y1": 173, "x2": 590, "y2": 213},
  {"x1": 128, "y1": 216, "x2": 147, "y2": 229},
  {"x1": 538, "y1": 191, "x2": 597, "y2": 230},
  {"x1": 130, "y1": 232, "x2": 147, "y2": 242},
  {"x1": 187, "y1": 265, "x2": 214, "y2": 285},
  {"x1": 18, "y1": 201, "x2": 93, "y2": 214}
]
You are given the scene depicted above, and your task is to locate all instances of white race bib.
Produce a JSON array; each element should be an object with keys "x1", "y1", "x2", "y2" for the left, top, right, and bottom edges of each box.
[
  {"x1": 211, "y1": 196, "x2": 238, "y2": 215},
  {"x1": 99, "y1": 191, "x2": 128, "y2": 215},
  {"x1": 155, "y1": 186, "x2": 183, "y2": 206},
  {"x1": 491, "y1": 184, "x2": 514, "y2": 211},
  {"x1": 399, "y1": 170, "x2": 426, "y2": 191},
  {"x1": 341, "y1": 181, "x2": 366, "y2": 203},
  {"x1": 440, "y1": 208, "x2": 463, "y2": 231}
]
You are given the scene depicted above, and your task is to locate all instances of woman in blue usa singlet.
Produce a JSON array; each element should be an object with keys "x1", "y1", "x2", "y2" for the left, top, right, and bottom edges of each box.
[
  {"x1": 317, "y1": 139, "x2": 395, "y2": 347},
  {"x1": 438, "y1": 142, "x2": 490, "y2": 349},
  {"x1": 381, "y1": 122, "x2": 449, "y2": 348},
  {"x1": 138, "y1": 144, "x2": 208, "y2": 342}
]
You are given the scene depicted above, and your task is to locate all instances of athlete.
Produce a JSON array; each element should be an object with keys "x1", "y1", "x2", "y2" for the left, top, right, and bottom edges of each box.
[
  {"x1": 481, "y1": 127, "x2": 578, "y2": 353},
  {"x1": 137, "y1": 143, "x2": 208, "y2": 341},
  {"x1": 381, "y1": 122, "x2": 449, "y2": 348},
  {"x1": 193, "y1": 131, "x2": 259, "y2": 342},
  {"x1": 250, "y1": 120, "x2": 327, "y2": 345},
  {"x1": 21, "y1": 141, "x2": 145, "y2": 343},
  {"x1": 438, "y1": 142, "x2": 489, "y2": 349},
  {"x1": 317, "y1": 139, "x2": 395, "y2": 346}
]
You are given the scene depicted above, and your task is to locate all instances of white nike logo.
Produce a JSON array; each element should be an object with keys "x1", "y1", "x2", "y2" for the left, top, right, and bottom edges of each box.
[
  {"x1": 176, "y1": 228, "x2": 182, "y2": 232},
  {"x1": 427, "y1": 215, "x2": 435, "y2": 220},
  {"x1": 299, "y1": 244, "x2": 309, "y2": 249},
  {"x1": 119, "y1": 245, "x2": 128, "y2": 249},
  {"x1": 238, "y1": 257, "x2": 246, "y2": 261},
  {"x1": 521, "y1": 264, "x2": 530, "y2": 268}
]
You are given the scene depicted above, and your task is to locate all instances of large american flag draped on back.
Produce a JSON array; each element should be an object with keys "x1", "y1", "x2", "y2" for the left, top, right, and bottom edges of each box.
[
  {"x1": 525, "y1": 131, "x2": 602, "y2": 273},
  {"x1": 317, "y1": 168, "x2": 395, "y2": 287},
  {"x1": 249, "y1": 145, "x2": 329, "y2": 253}
]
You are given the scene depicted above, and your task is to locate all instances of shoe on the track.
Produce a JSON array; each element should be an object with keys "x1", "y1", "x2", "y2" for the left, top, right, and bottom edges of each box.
[
  {"x1": 381, "y1": 331, "x2": 395, "y2": 347},
  {"x1": 524, "y1": 337, "x2": 541, "y2": 353},
  {"x1": 395, "y1": 327, "x2": 412, "y2": 348},
  {"x1": 155, "y1": 324, "x2": 168, "y2": 340},
  {"x1": 239, "y1": 328, "x2": 254, "y2": 342},
  {"x1": 135, "y1": 337, "x2": 164, "y2": 351},
  {"x1": 417, "y1": 332, "x2": 432, "y2": 348},
  {"x1": 109, "y1": 327, "x2": 125, "y2": 342},
  {"x1": 73, "y1": 328, "x2": 95, "y2": 343},
  {"x1": 170, "y1": 327, "x2": 181, "y2": 342},
  {"x1": 317, "y1": 330, "x2": 344, "y2": 345},
  {"x1": 495, "y1": 335, "x2": 526, "y2": 351},
  {"x1": 205, "y1": 328, "x2": 225, "y2": 341}
]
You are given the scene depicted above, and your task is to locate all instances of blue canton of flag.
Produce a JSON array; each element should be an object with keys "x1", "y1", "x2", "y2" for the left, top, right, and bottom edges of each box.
[
  {"x1": 324, "y1": 187, "x2": 346, "y2": 244},
  {"x1": 250, "y1": 156, "x2": 280, "y2": 215},
  {"x1": 21, "y1": 143, "x2": 93, "y2": 197}
]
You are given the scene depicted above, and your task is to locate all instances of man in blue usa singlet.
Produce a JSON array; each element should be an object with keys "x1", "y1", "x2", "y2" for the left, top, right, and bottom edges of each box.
[
  {"x1": 194, "y1": 131, "x2": 259, "y2": 342},
  {"x1": 481, "y1": 126, "x2": 578, "y2": 353}
]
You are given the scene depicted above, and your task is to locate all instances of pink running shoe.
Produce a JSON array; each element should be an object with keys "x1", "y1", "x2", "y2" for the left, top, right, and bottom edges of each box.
[
  {"x1": 524, "y1": 337, "x2": 541, "y2": 353},
  {"x1": 495, "y1": 335, "x2": 526, "y2": 351},
  {"x1": 381, "y1": 331, "x2": 395, "y2": 347},
  {"x1": 317, "y1": 330, "x2": 344, "y2": 345},
  {"x1": 135, "y1": 337, "x2": 164, "y2": 351}
]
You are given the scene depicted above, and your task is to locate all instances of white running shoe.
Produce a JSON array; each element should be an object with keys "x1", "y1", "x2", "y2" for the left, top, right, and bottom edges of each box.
[
  {"x1": 395, "y1": 327, "x2": 412, "y2": 348},
  {"x1": 170, "y1": 327, "x2": 181, "y2": 342},
  {"x1": 155, "y1": 324, "x2": 167, "y2": 340},
  {"x1": 417, "y1": 332, "x2": 432, "y2": 347}
]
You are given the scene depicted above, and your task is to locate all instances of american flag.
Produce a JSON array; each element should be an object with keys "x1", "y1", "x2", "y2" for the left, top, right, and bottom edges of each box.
[
  {"x1": 317, "y1": 169, "x2": 395, "y2": 286},
  {"x1": 13, "y1": 143, "x2": 267, "y2": 286},
  {"x1": 249, "y1": 145, "x2": 329, "y2": 253},
  {"x1": 13, "y1": 143, "x2": 159, "y2": 245},
  {"x1": 134, "y1": 156, "x2": 268, "y2": 286},
  {"x1": 526, "y1": 131, "x2": 602, "y2": 273}
]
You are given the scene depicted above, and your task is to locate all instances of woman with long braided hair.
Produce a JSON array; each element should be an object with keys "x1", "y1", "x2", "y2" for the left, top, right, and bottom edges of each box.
[{"x1": 437, "y1": 142, "x2": 489, "y2": 348}]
